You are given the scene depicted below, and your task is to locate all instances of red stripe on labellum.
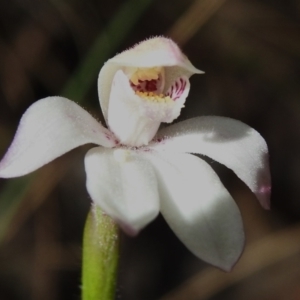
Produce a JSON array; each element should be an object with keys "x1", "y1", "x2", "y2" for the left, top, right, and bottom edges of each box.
[{"x1": 167, "y1": 77, "x2": 187, "y2": 101}]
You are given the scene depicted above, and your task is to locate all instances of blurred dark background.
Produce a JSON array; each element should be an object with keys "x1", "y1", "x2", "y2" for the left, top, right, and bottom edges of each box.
[{"x1": 0, "y1": 0, "x2": 300, "y2": 299}]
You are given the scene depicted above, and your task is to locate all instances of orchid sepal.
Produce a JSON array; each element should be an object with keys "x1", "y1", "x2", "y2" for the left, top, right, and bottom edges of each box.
[
  {"x1": 145, "y1": 151, "x2": 245, "y2": 271},
  {"x1": 0, "y1": 97, "x2": 117, "y2": 178},
  {"x1": 84, "y1": 147, "x2": 160, "y2": 233},
  {"x1": 150, "y1": 116, "x2": 271, "y2": 209}
]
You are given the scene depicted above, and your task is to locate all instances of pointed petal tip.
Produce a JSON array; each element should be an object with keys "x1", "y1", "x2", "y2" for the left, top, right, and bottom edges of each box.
[
  {"x1": 0, "y1": 147, "x2": 30, "y2": 178},
  {"x1": 220, "y1": 263, "x2": 236, "y2": 273},
  {"x1": 117, "y1": 220, "x2": 140, "y2": 237},
  {"x1": 194, "y1": 241, "x2": 244, "y2": 272},
  {"x1": 209, "y1": 235, "x2": 245, "y2": 272},
  {"x1": 0, "y1": 170, "x2": 17, "y2": 179},
  {"x1": 256, "y1": 184, "x2": 271, "y2": 210},
  {"x1": 214, "y1": 235, "x2": 245, "y2": 272},
  {"x1": 193, "y1": 68, "x2": 205, "y2": 74},
  {"x1": 217, "y1": 263, "x2": 234, "y2": 273},
  {"x1": 0, "y1": 161, "x2": 8, "y2": 178},
  {"x1": 95, "y1": 212, "x2": 140, "y2": 237}
]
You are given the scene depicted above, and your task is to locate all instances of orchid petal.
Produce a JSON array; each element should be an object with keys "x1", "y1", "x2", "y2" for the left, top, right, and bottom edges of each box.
[
  {"x1": 0, "y1": 97, "x2": 116, "y2": 178},
  {"x1": 98, "y1": 37, "x2": 203, "y2": 121},
  {"x1": 108, "y1": 70, "x2": 190, "y2": 147},
  {"x1": 150, "y1": 117, "x2": 271, "y2": 209},
  {"x1": 146, "y1": 151, "x2": 244, "y2": 271},
  {"x1": 84, "y1": 147, "x2": 160, "y2": 234},
  {"x1": 107, "y1": 70, "x2": 161, "y2": 147}
]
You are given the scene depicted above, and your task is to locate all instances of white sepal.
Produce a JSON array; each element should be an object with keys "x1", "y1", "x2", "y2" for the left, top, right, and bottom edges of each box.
[
  {"x1": 150, "y1": 116, "x2": 271, "y2": 209},
  {"x1": 146, "y1": 151, "x2": 244, "y2": 271},
  {"x1": 84, "y1": 147, "x2": 160, "y2": 234},
  {"x1": 0, "y1": 97, "x2": 116, "y2": 178}
]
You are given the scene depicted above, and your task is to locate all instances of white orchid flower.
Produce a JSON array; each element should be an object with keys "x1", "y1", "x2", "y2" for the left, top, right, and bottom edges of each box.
[{"x1": 0, "y1": 37, "x2": 271, "y2": 271}]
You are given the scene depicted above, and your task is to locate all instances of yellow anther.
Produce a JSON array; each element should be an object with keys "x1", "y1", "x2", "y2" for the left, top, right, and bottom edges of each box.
[
  {"x1": 135, "y1": 91, "x2": 172, "y2": 103},
  {"x1": 130, "y1": 67, "x2": 163, "y2": 85}
]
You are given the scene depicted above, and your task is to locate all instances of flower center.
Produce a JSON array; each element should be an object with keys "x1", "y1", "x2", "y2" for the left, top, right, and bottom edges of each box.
[
  {"x1": 124, "y1": 67, "x2": 188, "y2": 103},
  {"x1": 129, "y1": 67, "x2": 165, "y2": 95}
]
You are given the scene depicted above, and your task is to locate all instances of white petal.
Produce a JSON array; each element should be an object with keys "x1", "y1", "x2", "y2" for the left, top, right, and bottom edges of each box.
[
  {"x1": 0, "y1": 97, "x2": 116, "y2": 178},
  {"x1": 84, "y1": 147, "x2": 160, "y2": 233},
  {"x1": 145, "y1": 151, "x2": 244, "y2": 271},
  {"x1": 98, "y1": 37, "x2": 203, "y2": 121},
  {"x1": 109, "y1": 37, "x2": 201, "y2": 71},
  {"x1": 150, "y1": 117, "x2": 271, "y2": 209}
]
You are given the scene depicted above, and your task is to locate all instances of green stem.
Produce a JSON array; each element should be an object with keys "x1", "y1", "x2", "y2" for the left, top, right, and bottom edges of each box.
[{"x1": 82, "y1": 206, "x2": 119, "y2": 300}]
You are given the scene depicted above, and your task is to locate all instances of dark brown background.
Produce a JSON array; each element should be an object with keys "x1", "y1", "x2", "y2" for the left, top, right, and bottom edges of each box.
[{"x1": 0, "y1": 0, "x2": 300, "y2": 299}]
